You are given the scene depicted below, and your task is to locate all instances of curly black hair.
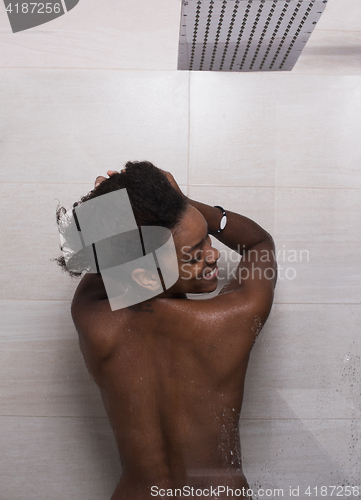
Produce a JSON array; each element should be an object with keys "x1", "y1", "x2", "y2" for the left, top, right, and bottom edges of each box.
[{"x1": 55, "y1": 161, "x2": 187, "y2": 277}]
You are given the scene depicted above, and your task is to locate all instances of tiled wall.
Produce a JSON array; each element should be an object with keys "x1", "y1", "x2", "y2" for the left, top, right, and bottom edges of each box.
[{"x1": 0, "y1": 1, "x2": 360, "y2": 499}]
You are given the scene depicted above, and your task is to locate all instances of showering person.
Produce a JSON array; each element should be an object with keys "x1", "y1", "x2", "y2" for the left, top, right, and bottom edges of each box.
[{"x1": 57, "y1": 162, "x2": 276, "y2": 500}]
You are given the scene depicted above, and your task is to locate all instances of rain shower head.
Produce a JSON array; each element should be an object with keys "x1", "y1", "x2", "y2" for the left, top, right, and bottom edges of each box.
[{"x1": 177, "y1": 0, "x2": 328, "y2": 72}]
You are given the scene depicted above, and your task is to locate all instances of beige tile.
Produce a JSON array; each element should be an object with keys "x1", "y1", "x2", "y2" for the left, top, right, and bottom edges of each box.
[
  {"x1": 294, "y1": 31, "x2": 361, "y2": 75},
  {"x1": 273, "y1": 76, "x2": 361, "y2": 187},
  {"x1": 189, "y1": 73, "x2": 361, "y2": 189},
  {"x1": 274, "y1": 187, "x2": 360, "y2": 243},
  {"x1": 303, "y1": 418, "x2": 361, "y2": 486},
  {"x1": 0, "y1": 300, "x2": 107, "y2": 417},
  {"x1": 0, "y1": 0, "x2": 181, "y2": 70},
  {"x1": 242, "y1": 303, "x2": 361, "y2": 420},
  {"x1": 240, "y1": 418, "x2": 359, "y2": 496},
  {"x1": 272, "y1": 240, "x2": 361, "y2": 304},
  {"x1": 0, "y1": 69, "x2": 189, "y2": 184},
  {"x1": 189, "y1": 72, "x2": 277, "y2": 188},
  {"x1": 0, "y1": 299, "x2": 74, "y2": 341},
  {"x1": 0, "y1": 338, "x2": 106, "y2": 418},
  {"x1": 315, "y1": 0, "x2": 361, "y2": 32},
  {"x1": 0, "y1": 416, "x2": 119, "y2": 500},
  {"x1": 272, "y1": 187, "x2": 361, "y2": 303}
]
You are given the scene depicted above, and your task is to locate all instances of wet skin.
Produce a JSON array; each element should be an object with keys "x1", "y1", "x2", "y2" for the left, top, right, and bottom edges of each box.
[{"x1": 71, "y1": 200, "x2": 276, "y2": 499}]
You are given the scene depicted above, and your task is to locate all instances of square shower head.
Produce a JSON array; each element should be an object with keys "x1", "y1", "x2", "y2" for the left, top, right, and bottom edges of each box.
[{"x1": 178, "y1": 0, "x2": 328, "y2": 72}]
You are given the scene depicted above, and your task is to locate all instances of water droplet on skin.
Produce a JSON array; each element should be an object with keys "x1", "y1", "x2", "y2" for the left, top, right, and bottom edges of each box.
[{"x1": 344, "y1": 354, "x2": 350, "y2": 362}]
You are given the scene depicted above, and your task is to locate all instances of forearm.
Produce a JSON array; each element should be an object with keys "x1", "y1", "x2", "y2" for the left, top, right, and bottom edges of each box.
[{"x1": 186, "y1": 197, "x2": 274, "y2": 254}]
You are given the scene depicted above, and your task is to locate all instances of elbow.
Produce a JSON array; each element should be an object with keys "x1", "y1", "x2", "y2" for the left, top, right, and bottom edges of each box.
[
  {"x1": 262, "y1": 231, "x2": 276, "y2": 251},
  {"x1": 263, "y1": 234, "x2": 277, "y2": 288}
]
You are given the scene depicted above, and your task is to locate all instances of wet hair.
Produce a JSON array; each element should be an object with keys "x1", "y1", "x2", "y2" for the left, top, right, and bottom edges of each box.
[{"x1": 55, "y1": 161, "x2": 188, "y2": 276}]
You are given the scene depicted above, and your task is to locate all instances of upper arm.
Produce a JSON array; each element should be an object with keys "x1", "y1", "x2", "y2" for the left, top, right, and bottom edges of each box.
[
  {"x1": 192, "y1": 237, "x2": 277, "y2": 362},
  {"x1": 218, "y1": 238, "x2": 276, "y2": 323},
  {"x1": 71, "y1": 274, "x2": 120, "y2": 362}
]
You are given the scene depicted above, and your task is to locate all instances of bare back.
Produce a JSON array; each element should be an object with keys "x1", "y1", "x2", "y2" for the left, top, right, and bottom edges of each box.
[
  {"x1": 69, "y1": 189, "x2": 276, "y2": 499},
  {"x1": 72, "y1": 273, "x2": 267, "y2": 499}
]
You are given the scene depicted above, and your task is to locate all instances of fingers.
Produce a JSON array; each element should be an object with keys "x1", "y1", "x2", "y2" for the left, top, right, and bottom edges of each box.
[
  {"x1": 94, "y1": 170, "x2": 119, "y2": 188},
  {"x1": 95, "y1": 176, "x2": 107, "y2": 188}
]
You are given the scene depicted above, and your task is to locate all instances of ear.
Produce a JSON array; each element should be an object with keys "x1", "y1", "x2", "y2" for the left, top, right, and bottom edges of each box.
[{"x1": 131, "y1": 268, "x2": 161, "y2": 291}]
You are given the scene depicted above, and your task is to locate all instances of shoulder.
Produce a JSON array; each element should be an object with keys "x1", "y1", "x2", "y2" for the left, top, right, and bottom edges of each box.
[
  {"x1": 71, "y1": 273, "x2": 110, "y2": 329},
  {"x1": 189, "y1": 282, "x2": 274, "y2": 328},
  {"x1": 71, "y1": 274, "x2": 129, "y2": 361},
  {"x1": 156, "y1": 289, "x2": 270, "y2": 363}
]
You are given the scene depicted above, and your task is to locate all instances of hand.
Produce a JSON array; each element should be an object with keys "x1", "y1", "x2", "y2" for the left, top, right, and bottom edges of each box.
[
  {"x1": 94, "y1": 168, "x2": 184, "y2": 198},
  {"x1": 159, "y1": 169, "x2": 185, "y2": 198},
  {"x1": 94, "y1": 170, "x2": 120, "y2": 188}
]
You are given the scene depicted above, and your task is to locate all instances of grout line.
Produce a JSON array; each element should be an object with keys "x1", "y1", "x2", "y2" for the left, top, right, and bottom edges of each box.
[
  {"x1": 187, "y1": 185, "x2": 361, "y2": 190},
  {"x1": 0, "y1": 67, "x2": 182, "y2": 71},
  {"x1": 240, "y1": 417, "x2": 361, "y2": 420},
  {"x1": 0, "y1": 66, "x2": 359, "y2": 71},
  {"x1": 0, "y1": 415, "x2": 109, "y2": 419},
  {"x1": 274, "y1": 302, "x2": 361, "y2": 306},
  {"x1": 0, "y1": 298, "x2": 74, "y2": 302},
  {"x1": 315, "y1": 29, "x2": 361, "y2": 34}
]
